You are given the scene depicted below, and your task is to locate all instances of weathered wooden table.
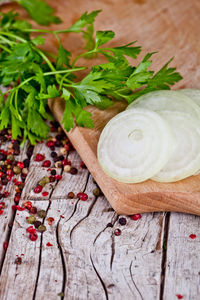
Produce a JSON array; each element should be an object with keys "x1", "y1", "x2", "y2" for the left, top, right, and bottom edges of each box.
[{"x1": 0, "y1": 124, "x2": 199, "y2": 300}]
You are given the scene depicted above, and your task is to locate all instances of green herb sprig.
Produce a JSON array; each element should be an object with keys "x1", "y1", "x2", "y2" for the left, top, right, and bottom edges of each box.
[{"x1": 0, "y1": 6, "x2": 182, "y2": 144}]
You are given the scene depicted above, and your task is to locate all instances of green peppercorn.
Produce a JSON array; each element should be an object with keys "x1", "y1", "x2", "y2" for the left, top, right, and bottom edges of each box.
[
  {"x1": 27, "y1": 215, "x2": 36, "y2": 224},
  {"x1": 13, "y1": 166, "x2": 21, "y2": 174},
  {"x1": 0, "y1": 161, "x2": 4, "y2": 166},
  {"x1": 37, "y1": 224, "x2": 47, "y2": 233},
  {"x1": 7, "y1": 154, "x2": 14, "y2": 161},
  {"x1": 43, "y1": 176, "x2": 50, "y2": 184},
  {"x1": 93, "y1": 187, "x2": 101, "y2": 197},
  {"x1": 38, "y1": 179, "x2": 47, "y2": 187},
  {"x1": 37, "y1": 210, "x2": 47, "y2": 218}
]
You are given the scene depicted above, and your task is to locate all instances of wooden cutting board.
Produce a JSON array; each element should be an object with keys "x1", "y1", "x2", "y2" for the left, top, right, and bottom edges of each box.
[{"x1": 2, "y1": 0, "x2": 200, "y2": 215}]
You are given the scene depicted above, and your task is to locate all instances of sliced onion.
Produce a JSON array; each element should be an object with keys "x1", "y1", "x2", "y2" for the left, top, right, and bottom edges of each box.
[
  {"x1": 178, "y1": 88, "x2": 200, "y2": 107},
  {"x1": 152, "y1": 111, "x2": 200, "y2": 182},
  {"x1": 97, "y1": 108, "x2": 174, "y2": 183},
  {"x1": 127, "y1": 90, "x2": 200, "y2": 119}
]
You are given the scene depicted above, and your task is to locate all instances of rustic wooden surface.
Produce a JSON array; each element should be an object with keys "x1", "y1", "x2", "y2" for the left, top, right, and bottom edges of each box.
[
  {"x1": 0, "y1": 131, "x2": 199, "y2": 300},
  {"x1": 0, "y1": 1, "x2": 200, "y2": 299}
]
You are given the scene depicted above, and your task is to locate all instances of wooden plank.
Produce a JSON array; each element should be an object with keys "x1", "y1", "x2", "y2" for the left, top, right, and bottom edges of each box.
[
  {"x1": 163, "y1": 213, "x2": 200, "y2": 300},
  {"x1": 0, "y1": 147, "x2": 167, "y2": 300},
  {"x1": 0, "y1": 140, "x2": 31, "y2": 266},
  {"x1": 0, "y1": 200, "x2": 50, "y2": 300}
]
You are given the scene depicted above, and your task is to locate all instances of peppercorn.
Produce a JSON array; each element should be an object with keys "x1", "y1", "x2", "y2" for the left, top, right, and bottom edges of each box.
[
  {"x1": 55, "y1": 134, "x2": 62, "y2": 141},
  {"x1": 51, "y1": 151, "x2": 57, "y2": 158},
  {"x1": 55, "y1": 161, "x2": 62, "y2": 168},
  {"x1": 64, "y1": 165, "x2": 71, "y2": 172},
  {"x1": 34, "y1": 220, "x2": 42, "y2": 228},
  {"x1": 60, "y1": 147, "x2": 68, "y2": 155},
  {"x1": 37, "y1": 225, "x2": 47, "y2": 233},
  {"x1": 93, "y1": 188, "x2": 100, "y2": 197},
  {"x1": 118, "y1": 217, "x2": 127, "y2": 226},
  {"x1": 51, "y1": 169, "x2": 56, "y2": 176},
  {"x1": 67, "y1": 192, "x2": 75, "y2": 199},
  {"x1": 55, "y1": 141, "x2": 62, "y2": 147},
  {"x1": 7, "y1": 154, "x2": 14, "y2": 161},
  {"x1": 49, "y1": 176, "x2": 55, "y2": 182},
  {"x1": 22, "y1": 168, "x2": 28, "y2": 175},
  {"x1": 27, "y1": 215, "x2": 36, "y2": 224},
  {"x1": 38, "y1": 179, "x2": 47, "y2": 187},
  {"x1": 23, "y1": 158, "x2": 30, "y2": 168},
  {"x1": 37, "y1": 210, "x2": 47, "y2": 218},
  {"x1": 29, "y1": 206, "x2": 37, "y2": 214},
  {"x1": 58, "y1": 155, "x2": 64, "y2": 161},
  {"x1": 70, "y1": 167, "x2": 78, "y2": 175}
]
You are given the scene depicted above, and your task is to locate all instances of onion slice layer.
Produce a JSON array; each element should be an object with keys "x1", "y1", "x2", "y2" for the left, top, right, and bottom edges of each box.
[
  {"x1": 152, "y1": 111, "x2": 200, "y2": 182},
  {"x1": 97, "y1": 108, "x2": 174, "y2": 183}
]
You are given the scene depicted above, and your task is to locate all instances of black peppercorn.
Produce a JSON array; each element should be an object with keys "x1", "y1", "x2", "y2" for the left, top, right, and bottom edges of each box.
[{"x1": 51, "y1": 169, "x2": 56, "y2": 176}]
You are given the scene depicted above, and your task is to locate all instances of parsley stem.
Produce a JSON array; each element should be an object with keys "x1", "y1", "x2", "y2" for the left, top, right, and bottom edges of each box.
[
  {"x1": 72, "y1": 50, "x2": 96, "y2": 67},
  {"x1": 0, "y1": 44, "x2": 11, "y2": 53},
  {"x1": 43, "y1": 67, "x2": 86, "y2": 76},
  {"x1": 0, "y1": 35, "x2": 15, "y2": 45},
  {"x1": 34, "y1": 48, "x2": 55, "y2": 72},
  {"x1": 0, "y1": 31, "x2": 26, "y2": 43}
]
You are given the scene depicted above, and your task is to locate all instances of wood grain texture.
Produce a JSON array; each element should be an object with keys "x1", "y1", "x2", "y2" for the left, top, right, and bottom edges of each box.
[
  {"x1": 0, "y1": 140, "x2": 30, "y2": 267},
  {"x1": 0, "y1": 150, "x2": 167, "y2": 300},
  {"x1": 163, "y1": 213, "x2": 200, "y2": 300}
]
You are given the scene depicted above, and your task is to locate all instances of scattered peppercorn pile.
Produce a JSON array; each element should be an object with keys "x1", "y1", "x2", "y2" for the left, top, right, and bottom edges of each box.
[{"x1": 0, "y1": 120, "x2": 144, "y2": 253}]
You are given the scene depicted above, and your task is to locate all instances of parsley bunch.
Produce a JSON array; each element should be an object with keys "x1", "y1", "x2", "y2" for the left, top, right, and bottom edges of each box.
[{"x1": 0, "y1": 5, "x2": 182, "y2": 144}]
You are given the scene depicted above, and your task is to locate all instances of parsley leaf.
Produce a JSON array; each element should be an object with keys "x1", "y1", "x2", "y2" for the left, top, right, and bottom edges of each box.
[
  {"x1": 95, "y1": 31, "x2": 115, "y2": 47},
  {"x1": 67, "y1": 10, "x2": 101, "y2": 33},
  {"x1": 16, "y1": 0, "x2": 61, "y2": 25}
]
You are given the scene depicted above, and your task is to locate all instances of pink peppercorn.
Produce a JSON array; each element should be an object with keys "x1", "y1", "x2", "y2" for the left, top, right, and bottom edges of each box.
[
  {"x1": 34, "y1": 185, "x2": 43, "y2": 194},
  {"x1": 176, "y1": 295, "x2": 184, "y2": 299},
  {"x1": 24, "y1": 201, "x2": 32, "y2": 210},
  {"x1": 26, "y1": 226, "x2": 36, "y2": 234},
  {"x1": 17, "y1": 162, "x2": 24, "y2": 169},
  {"x1": 114, "y1": 229, "x2": 121, "y2": 236},
  {"x1": 131, "y1": 214, "x2": 142, "y2": 221},
  {"x1": 42, "y1": 191, "x2": 49, "y2": 197},
  {"x1": 46, "y1": 242, "x2": 53, "y2": 247},
  {"x1": 47, "y1": 217, "x2": 54, "y2": 225},
  {"x1": 55, "y1": 175, "x2": 62, "y2": 181},
  {"x1": 46, "y1": 141, "x2": 55, "y2": 148},
  {"x1": 29, "y1": 233, "x2": 38, "y2": 241},
  {"x1": 189, "y1": 234, "x2": 196, "y2": 239},
  {"x1": 77, "y1": 192, "x2": 88, "y2": 201},
  {"x1": 35, "y1": 154, "x2": 45, "y2": 162},
  {"x1": 62, "y1": 159, "x2": 71, "y2": 166},
  {"x1": 42, "y1": 160, "x2": 51, "y2": 167}
]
